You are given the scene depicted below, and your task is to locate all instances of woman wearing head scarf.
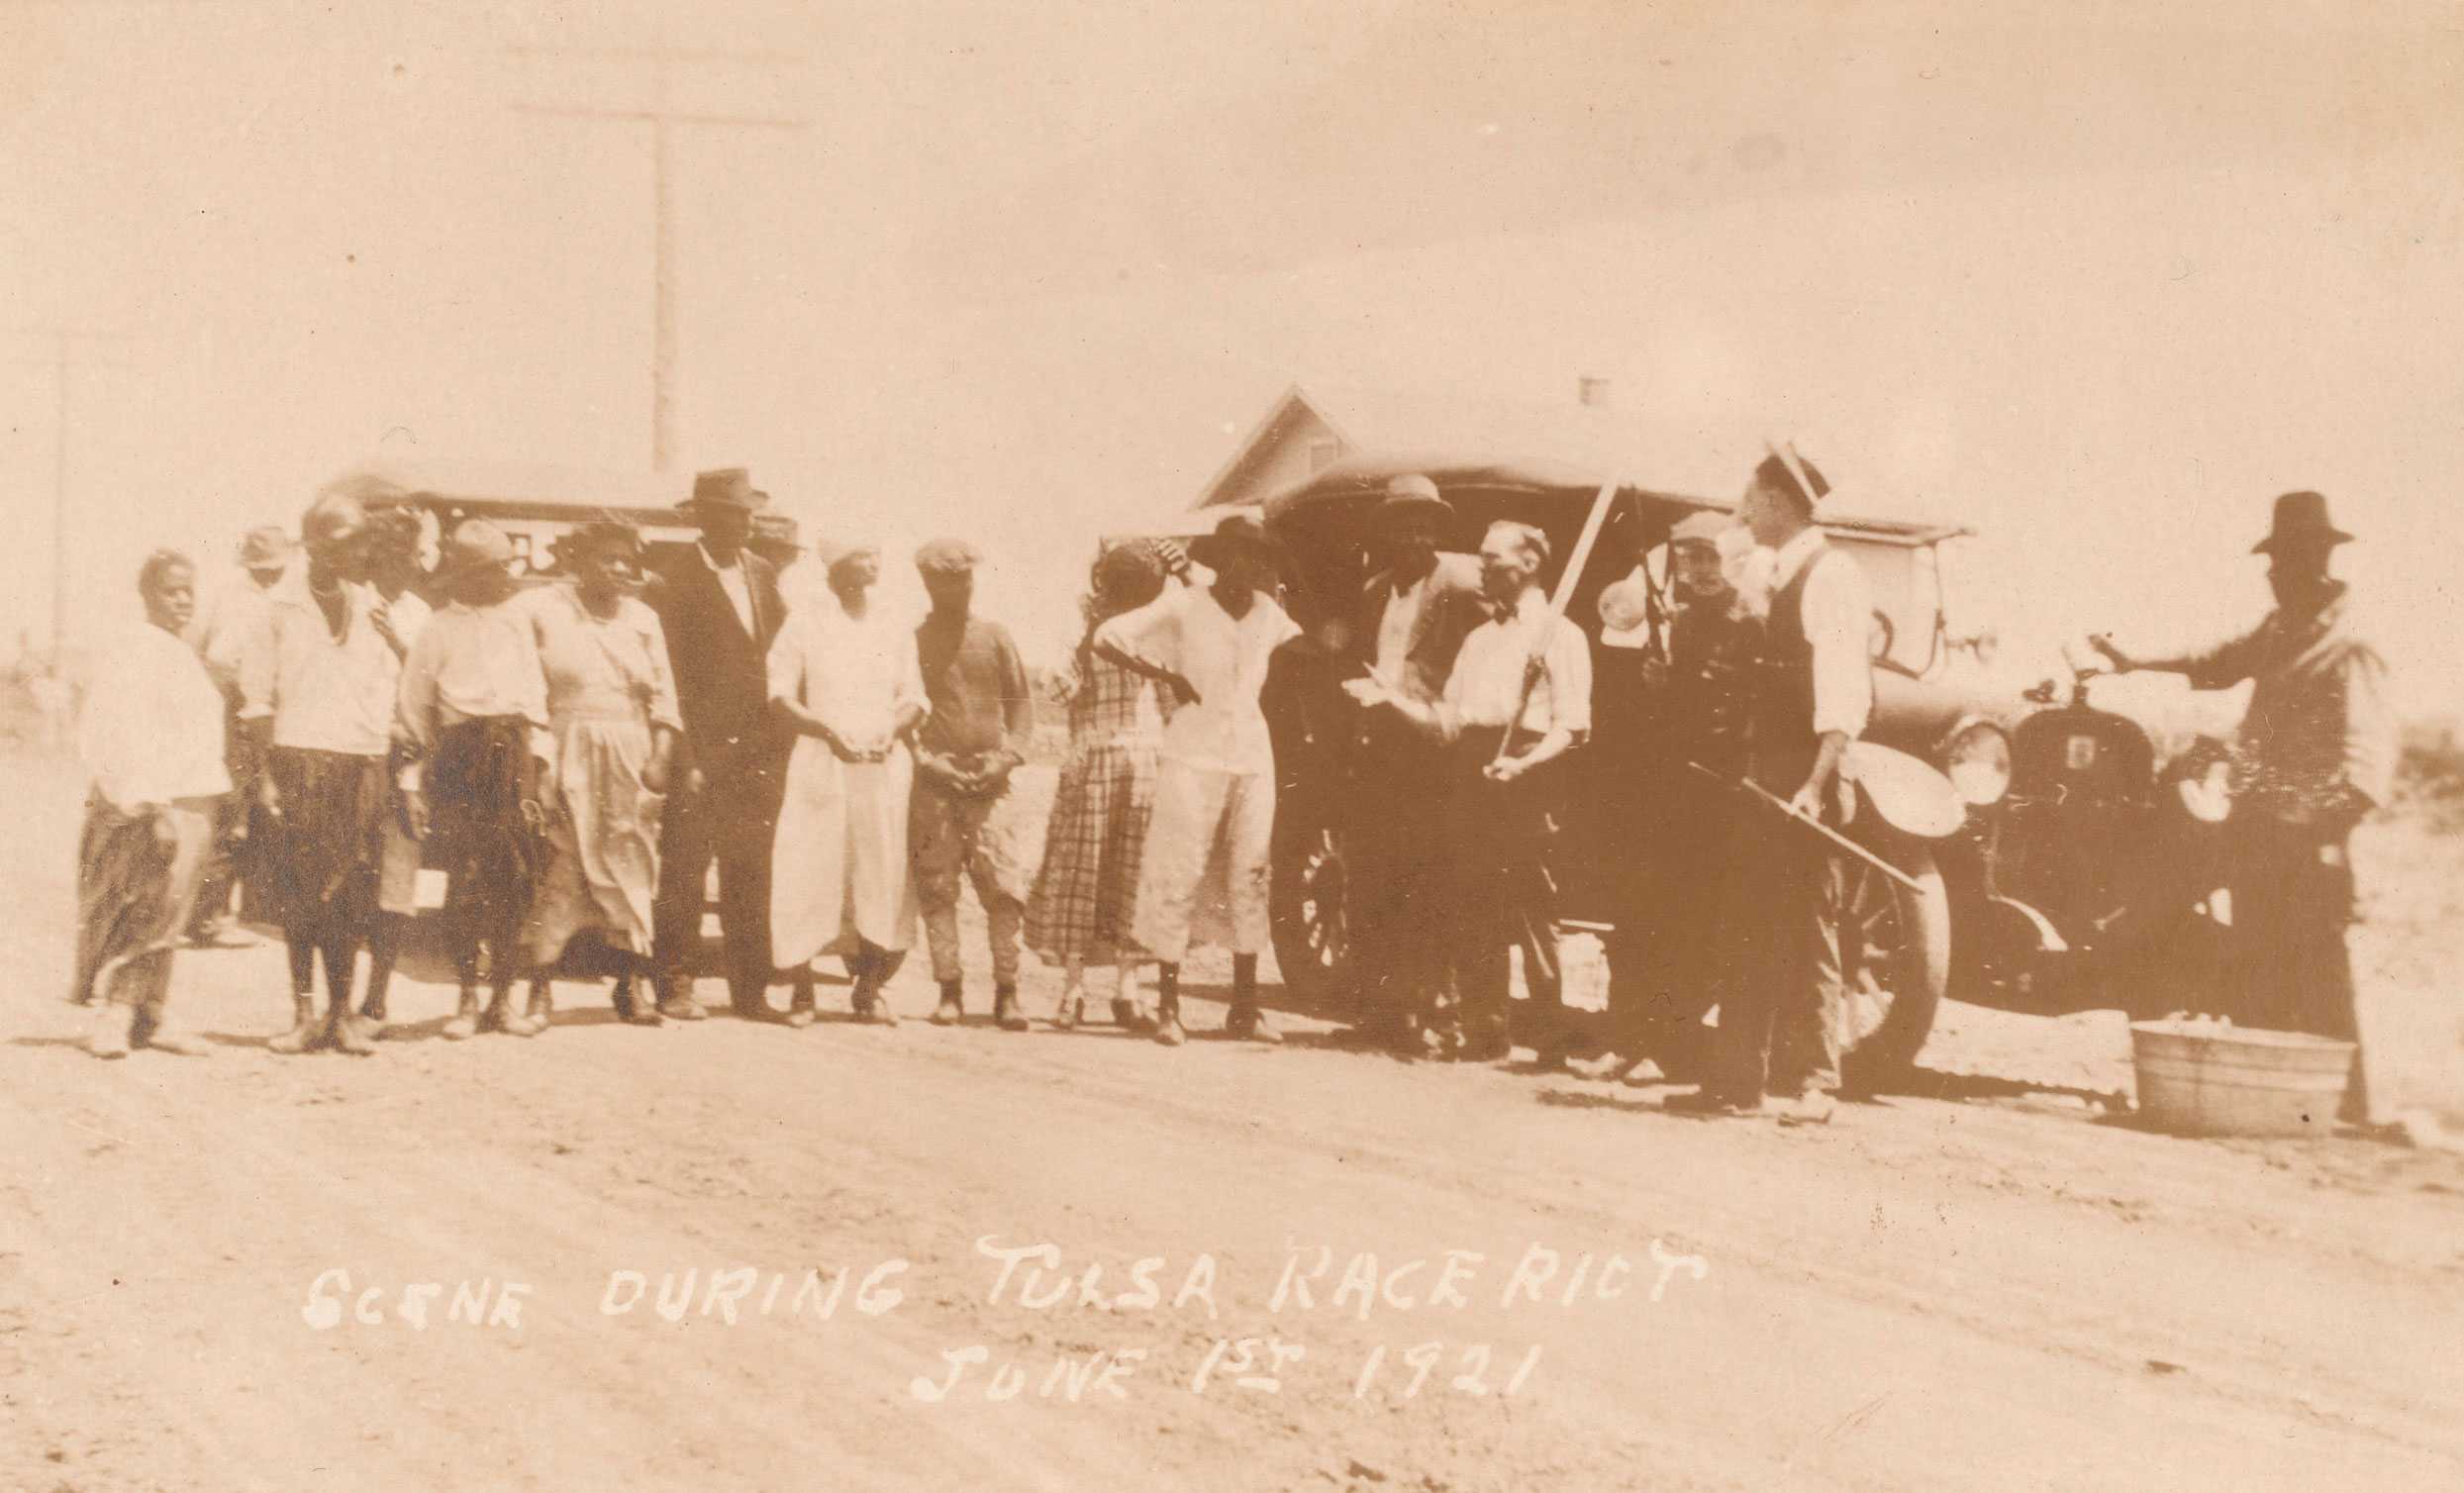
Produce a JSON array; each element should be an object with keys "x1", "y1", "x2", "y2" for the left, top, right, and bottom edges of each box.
[
  {"x1": 521, "y1": 520, "x2": 681, "y2": 1026},
  {"x1": 71, "y1": 550, "x2": 230, "y2": 1057},
  {"x1": 1026, "y1": 541, "x2": 1173, "y2": 1030},
  {"x1": 767, "y1": 541, "x2": 928, "y2": 1024}
]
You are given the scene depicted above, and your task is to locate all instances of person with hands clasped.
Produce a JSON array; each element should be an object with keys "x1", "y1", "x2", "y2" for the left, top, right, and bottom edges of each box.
[
  {"x1": 769, "y1": 541, "x2": 928, "y2": 1027},
  {"x1": 909, "y1": 539, "x2": 1036, "y2": 1032}
]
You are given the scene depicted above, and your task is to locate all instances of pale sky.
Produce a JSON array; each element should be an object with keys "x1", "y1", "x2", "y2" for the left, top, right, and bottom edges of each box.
[{"x1": 3, "y1": 0, "x2": 2458, "y2": 710}]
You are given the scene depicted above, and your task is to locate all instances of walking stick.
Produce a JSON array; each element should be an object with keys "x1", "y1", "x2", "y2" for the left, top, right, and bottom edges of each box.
[
  {"x1": 1684, "y1": 760, "x2": 1928, "y2": 895},
  {"x1": 1491, "y1": 479, "x2": 1622, "y2": 766}
]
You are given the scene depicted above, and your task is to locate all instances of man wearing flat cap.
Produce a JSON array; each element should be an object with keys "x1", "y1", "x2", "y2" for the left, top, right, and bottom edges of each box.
[
  {"x1": 182, "y1": 524, "x2": 300, "y2": 949},
  {"x1": 647, "y1": 467, "x2": 791, "y2": 1022},
  {"x1": 1676, "y1": 446, "x2": 1872, "y2": 1124},
  {"x1": 2094, "y1": 491, "x2": 2396, "y2": 1126},
  {"x1": 1343, "y1": 474, "x2": 1486, "y2": 1052},
  {"x1": 909, "y1": 538, "x2": 1036, "y2": 1030}
]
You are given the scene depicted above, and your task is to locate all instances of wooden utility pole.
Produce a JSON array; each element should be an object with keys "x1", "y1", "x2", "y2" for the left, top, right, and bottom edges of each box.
[
  {"x1": 8, "y1": 326, "x2": 133, "y2": 655},
  {"x1": 507, "y1": 44, "x2": 806, "y2": 470}
]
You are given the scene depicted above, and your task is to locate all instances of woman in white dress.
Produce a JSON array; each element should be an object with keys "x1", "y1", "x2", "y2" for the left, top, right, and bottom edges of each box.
[
  {"x1": 521, "y1": 522, "x2": 679, "y2": 1026},
  {"x1": 768, "y1": 543, "x2": 927, "y2": 1026}
]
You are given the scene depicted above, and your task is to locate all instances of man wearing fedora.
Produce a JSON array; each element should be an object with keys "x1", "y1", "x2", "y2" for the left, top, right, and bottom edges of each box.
[
  {"x1": 648, "y1": 467, "x2": 791, "y2": 1023},
  {"x1": 2094, "y1": 490, "x2": 2396, "y2": 1125},
  {"x1": 1098, "y1": 512, "x2": 1301, "y2": 1045},
  {"x1": 1343, "y1": 474, "x2": 1486, "y2": 1053}
]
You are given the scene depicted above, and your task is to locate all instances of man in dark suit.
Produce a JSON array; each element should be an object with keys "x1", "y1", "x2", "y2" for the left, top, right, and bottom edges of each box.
[
  {"x1": 1341, "y1": 475, "x2": 1486, "y2": 1053},
  {"x1": 648, "y1": 467, "x2": 791, "y2": 1022}
]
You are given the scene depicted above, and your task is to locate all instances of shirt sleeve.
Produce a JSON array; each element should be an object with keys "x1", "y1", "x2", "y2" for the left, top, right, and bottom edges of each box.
[
  {"x1": 2339, "y1": 642, "x2": 2398, "y2": 812},
  {"x1": 642, "y1": 609, "x2": 683, "y2": 733},
  {"x1": 235, "y1": 596, "x2": 278, "y2": 722},
  {"x1": 1094, "y1": 590, "x2": 1180, "y2": 673},
  {"x1": 395, "y1": 624, "x2": 443, "y2": 772},
  {"x1": 764, "y1": 614, "x2": 805, "y2": 707},
  {"x1": 76, "y1": 645, "x2": 147, "y2": 813},
  {"x1": 895, "y1": 630, "x2": 929, "y2": 718},
  {"x1": 1804, "y1": 549, "x2": 1874, "y2": 739},
  {"x1": 1545, "y1": 618, "x2": 1593, "y2": 737},
  {"x1": 2179, "y1": 621, "x2": 2267, "y2": 692},
  {"x1": 994, "y1": 626, "x2": 1034, "y2": 749}
]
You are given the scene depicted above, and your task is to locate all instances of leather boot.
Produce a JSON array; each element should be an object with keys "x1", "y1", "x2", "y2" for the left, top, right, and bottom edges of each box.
[
  {"x1": 651, "y1": 970, "x2": 705, "y2": 1023},
  {"x1": 329, "y1": 998, "x2": 377, "y2": 1056},
  {"x1": 267, "y1": 993, "x2": 319, "y2": 1055},
  {"x1": 1224, "y1": 954, "x2": 1280, "y2": 1044},
  {"x1": 610, "y1": 971, "x2": 639, "y2": 1024},
  {"x1": 1151, "y1": 966, "x2": 1186, "y2": 1047},
  {"x1": 994, "y1": 984, "x2": 1030, "y2": 1032},
  {"x1": 785, "y1": 975, "x2": 818, "y2": 1029},
  {"x1": 479, "y1": 987, "x2": 514, "y2": 1036},
  {"x1": 509, "y1": 979, "x2": 551, "y2": 1038},
  {"x1": 931, "y1": 981, "x2": 963, "y2": 1026},
  {"x1": 443, "y1": 987, "x2": 480, "y2": 1042},
  {"x1": 85, "y1": 1002, "x2": 133, "y2": 1060}
]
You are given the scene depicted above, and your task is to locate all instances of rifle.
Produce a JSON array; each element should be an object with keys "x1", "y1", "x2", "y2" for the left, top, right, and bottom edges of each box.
[
  {"x1": 1684, "y1": 760, "x2": 1927, "y2": 895},
  {"x1": 1493, "y1": 479, "x2": 1621, "y2": 766}
]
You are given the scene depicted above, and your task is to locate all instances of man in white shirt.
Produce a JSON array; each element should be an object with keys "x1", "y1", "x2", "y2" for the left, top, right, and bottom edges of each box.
[
  {"x1": 1676, "y1": 446, "x2": 1872, "y2": 1125},
  {"x1": 239, "y1": 492, "x2": 398, "y2": 1056},
  {"x1": 1347, "y1": 520, "x2": 1592, "y2": 1064},
  {"x1": 1096, "y1": 513, "x2": 1300, "y2": 1045},
  {"x1": 73, "y1": 550, "x2": 231, "y2": 1058}
]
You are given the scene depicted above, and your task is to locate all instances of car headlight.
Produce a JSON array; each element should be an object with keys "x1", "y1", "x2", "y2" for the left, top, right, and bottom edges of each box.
[{"x1": 1942, "y1": 720, "x2": 2012, "y2": 806}]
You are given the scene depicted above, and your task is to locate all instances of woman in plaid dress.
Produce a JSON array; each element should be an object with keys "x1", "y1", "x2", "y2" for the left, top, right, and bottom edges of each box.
[{"x1": 1026, "y1": 542, "x2": 1174, "y2": 1029}]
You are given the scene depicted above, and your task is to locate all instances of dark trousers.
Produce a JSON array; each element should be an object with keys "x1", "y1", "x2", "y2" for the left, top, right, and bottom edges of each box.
[
  {"x1": 1607, "y1": 795, "x2": 1740, "y2": 1065},
  {"x1": 1448, "y1": 744, "x2": 1564, "y2": 1046},
  {"x1": 2229, "y1": 813, "x2": 2367, "y2": 1117},
  {"x1": 1348, "y1": 746, "x2": 1455, "y2": 1029},
  {"x1": 652, "y1": 746, "x2": 782, "y2": 1009},
  {"x1": 1715, "y1": 819, "x2": 1846, "y2": 1100}
]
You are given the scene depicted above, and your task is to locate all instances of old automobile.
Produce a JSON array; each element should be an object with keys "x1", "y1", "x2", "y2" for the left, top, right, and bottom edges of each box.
[{"x1": 1248, "y1": 453, "x2": 2230, "y2": 1085}]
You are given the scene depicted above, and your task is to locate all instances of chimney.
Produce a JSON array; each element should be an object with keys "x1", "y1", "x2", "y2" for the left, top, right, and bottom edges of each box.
[{"x1": 1576, "y1": 374, "x2": 1612, "y2": 408}]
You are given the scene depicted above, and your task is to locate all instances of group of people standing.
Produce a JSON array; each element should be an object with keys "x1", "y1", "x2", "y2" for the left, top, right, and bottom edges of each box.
[
  {"x1": 66, "y1": 453, "x2": 2396, "y2": 1131},
  {"x1": 66, "y1": 465, "x2": 1308, "y2": 1059}
]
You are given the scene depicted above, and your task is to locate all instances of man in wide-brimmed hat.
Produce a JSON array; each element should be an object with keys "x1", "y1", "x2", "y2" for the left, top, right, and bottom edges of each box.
[
  {"x1": 395, "y1": 520, "x2": 554, "y2": 1039},
  {"x1": 647, "y1": 467, "x2": 792, "y2": 1023},
  {"x1": 1341, "y1": 474, "x2": 1486, "y2": 1053},
  {"x1": 2094, "y1": 490, "x2": 2396, "y2": 1127},
  {"x1": 1097, "y1": 512, "x2": 1300, "y2": 1045}
]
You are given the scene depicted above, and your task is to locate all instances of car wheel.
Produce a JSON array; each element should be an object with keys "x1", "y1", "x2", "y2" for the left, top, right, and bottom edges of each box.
[
  {"x1": 1839, "y1": 839, "x2": 1949, "y2": 1091},
  {"x1": 1269, "y1": 823, "x2": 1350, "y2": 1009}
]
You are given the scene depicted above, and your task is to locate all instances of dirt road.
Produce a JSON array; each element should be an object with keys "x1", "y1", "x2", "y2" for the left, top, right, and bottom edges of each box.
[{"x1": 8, "y1": 752, "x2": 2463, "y2": 1492}]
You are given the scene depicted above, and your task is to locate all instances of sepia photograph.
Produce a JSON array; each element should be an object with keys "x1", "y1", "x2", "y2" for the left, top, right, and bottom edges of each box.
[{"x1": 4, "y1": 1, "x2": 2461, "y2": 1487}]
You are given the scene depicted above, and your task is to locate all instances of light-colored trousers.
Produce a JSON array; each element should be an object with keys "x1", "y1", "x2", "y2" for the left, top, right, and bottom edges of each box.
[{"x1": 1132, "y1": 760, "x2": 1273, "y2": 965}]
